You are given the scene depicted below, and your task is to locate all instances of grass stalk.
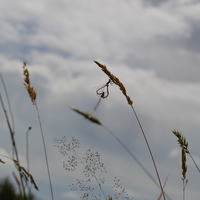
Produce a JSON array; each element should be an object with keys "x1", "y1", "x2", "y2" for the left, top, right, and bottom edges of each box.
[
  {"x1": 22, "y1": 62, "x2": 54, "y2": 200},
  {"x1": 35, "y1": 102, "x2": 54, "y2": 200},
  {"x1": 94, "y1": 60, "x2": 166, "y2": 200},
  {"x1": 0, "y1": 73, "x2": 27, "y2": 200}
]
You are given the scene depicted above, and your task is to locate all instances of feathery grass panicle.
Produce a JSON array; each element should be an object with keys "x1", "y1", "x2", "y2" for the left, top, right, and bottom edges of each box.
[
  {"x1": 181, "y1": 147, "x2": 188, "y2": 200},
  {"x1": 182, "y1": 148, "x2": 187, "y2": 181},
  {"x1": 172, "y1": 130, "x2": 189, "y2": 153},
  {"x1": 0, "y1": 154, "x2": 38, "y2": 190},
  {"x1": 22, "y1": 62, "x2": 37, "y2": 104},
  {"x1": 14, "y1": 159, "x2": 39, "y2": 191},
  {"x1": 94, "y1": 61, "x2": 133, "y2": 106},
  {"x1": 69, "y1": 106, "x2": 101, "y2": 125},
  {"x1": 172, "y1": 129, "x2": 200, "y2": 177}
]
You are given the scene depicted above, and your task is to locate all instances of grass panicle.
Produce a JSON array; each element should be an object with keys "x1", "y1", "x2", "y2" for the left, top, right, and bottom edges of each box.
[
  {"x1": 172, "y1": 130, "x2": 189, "y2": 153},
  {"x1": 181, "y1": 148, "x2": 187, "y2": 181},
  {"x1": 22, "y1": 62, "x2": 54, "y2": 200},
  {"x1": 181, "y1": 147, "x2": 188, "y2": 200},
  {"x1": 0, "y1": 154, "x2": 38, "y2": 191},
  {"x1": 14, "y1": 159, "x2": 39, "y2": 191},
  {"x1": 0, "y1": 159, "x2": 5, "y2": 164},
  {"x1": 172, "y1": 129, "x2": 200, "y2": 175},
  {"x1": 22, "y1": 62, "x2": 37, "y2": 104},
  {"x1": 69, "y1": 106, "x2": 101, "y2": 125},
  {"x1": 54, "y1": 137, "x2": 107, "y2": 200},
  {"x1": 94, "y1": 61, "x2": 133, "y2": 106}
]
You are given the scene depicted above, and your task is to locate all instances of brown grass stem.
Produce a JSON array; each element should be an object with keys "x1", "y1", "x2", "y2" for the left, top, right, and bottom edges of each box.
[
  {"x1": 158, "y1": 176, "x2": 168, "y2": 200},
  {"x1": 26, "y1": 127, "x2": 32, "y2": 173},
  {"x1": 131, "y1": 105, "x2": 166, "y2": 200},
  {"x1": 0, "y1": 73, "x2": 15, "y2": 133},
  {"x1": 35, "y1": 102, "x2": 54, "y2": 200}
]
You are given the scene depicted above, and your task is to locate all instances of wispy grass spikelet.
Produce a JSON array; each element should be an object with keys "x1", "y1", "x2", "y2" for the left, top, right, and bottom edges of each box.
[
  {"x1": 181, "y1": 148, "x2": 187, "y2": 181},
  {"x1": 22, "y1": 62, "x2": 37, "y2": 104},
  {"x1": 172, "y1": 130, "x2": 189, "y2": 153},
  {"x1": 14, "y1": 159, "x2": 39, "y2": 191},
  {"x1": 0, "y1": 155, "x2": 38, "y2": 190},
  {"x1": 69, "y1": 106, "x2": 101, "y2": 125},
  {"x1": 172, "y1": 129, "x2": 200, "y2": 176},
  {"x1": 94, "y1": 61, "x2": 133, "y2": 106}
]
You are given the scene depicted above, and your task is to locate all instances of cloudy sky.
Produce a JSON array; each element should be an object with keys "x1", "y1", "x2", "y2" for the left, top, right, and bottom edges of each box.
[{"x1": 1, "y1": 0, "x2": 200, "y2": 199}]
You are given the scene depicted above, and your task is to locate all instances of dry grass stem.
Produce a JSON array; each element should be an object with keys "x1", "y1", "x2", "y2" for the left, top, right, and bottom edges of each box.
[
  {"x1": 94, "y1": 61, "x2": 133, "y2": 106},
  {"x1": 157, "y1": 176, "x2": 168, "y2": 200},
  {"x1": 13, "y1": 171, "x2": 22, "y2": 195},
  {"x1": 22, "y1": 62, "x2": 37, "y2": 104}
]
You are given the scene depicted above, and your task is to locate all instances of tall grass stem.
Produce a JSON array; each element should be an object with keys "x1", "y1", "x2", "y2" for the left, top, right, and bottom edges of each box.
[{"x1": 35, "y1": 102, "x2": 54, "y2": 200}]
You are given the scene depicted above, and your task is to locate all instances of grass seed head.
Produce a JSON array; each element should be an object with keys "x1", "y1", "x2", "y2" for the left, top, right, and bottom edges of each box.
[
  {"x1": 22, "y1": 62, "x2": 37, "y2": 104},
  {"x1": 94, "y1": 61, "x2": 133, "y2": 105}
]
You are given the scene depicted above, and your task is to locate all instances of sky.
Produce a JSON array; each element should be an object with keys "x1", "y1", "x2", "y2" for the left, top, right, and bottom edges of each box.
[{"x1": 0, "y1": 0, "x2": 200, "y2": 199}]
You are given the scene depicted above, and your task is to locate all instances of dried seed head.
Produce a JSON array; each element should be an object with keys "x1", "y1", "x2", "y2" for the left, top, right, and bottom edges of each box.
[
  {"x1": 14, "y1": 159, "x2": 39, "y2": 190},
  {"x1": 172, "y1": 130, "x2": 189, "y2": 153},
  {"x1": 94, "y1": 61, "x2": 133, "y2": 106},
  {"x1": 182, "y1": 148, "x2": 187, "y2": 180},
  {"x1": 22, "y1": 63, "x2": 37, "y2": 104}
]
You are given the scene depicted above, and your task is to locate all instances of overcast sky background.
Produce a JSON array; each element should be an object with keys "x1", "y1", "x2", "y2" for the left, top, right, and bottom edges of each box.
[{"x1": 1, "y1": 0, "x2": 200, "y2": 199}]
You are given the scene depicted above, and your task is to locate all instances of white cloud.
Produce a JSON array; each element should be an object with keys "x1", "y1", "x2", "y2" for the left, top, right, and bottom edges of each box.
[{"x1": 1, "y1": 0, "x2": 200, "y2": 200}]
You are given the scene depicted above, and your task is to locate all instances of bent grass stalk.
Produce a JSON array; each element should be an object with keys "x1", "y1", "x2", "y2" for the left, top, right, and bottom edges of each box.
[
  {"x1": 69, "y1": 106, "x2": 171, "y2": 200},
  {"x1": 94, "y1": 60, "x2": 166, "y2": 200},
  {"x1": 22, "y1": 62, "x2": 54, "y2": 200}
]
